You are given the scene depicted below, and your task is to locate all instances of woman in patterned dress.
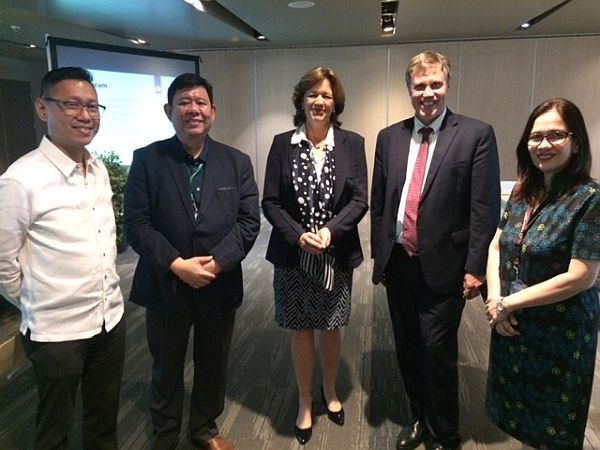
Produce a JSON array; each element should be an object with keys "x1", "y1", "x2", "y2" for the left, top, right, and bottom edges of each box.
[
  {"x1": 262, "y1": 67, "x2": 368, "y2": 444},
  {"x1": 485, "y1": 98, "x2": 600, "y2": 449}
]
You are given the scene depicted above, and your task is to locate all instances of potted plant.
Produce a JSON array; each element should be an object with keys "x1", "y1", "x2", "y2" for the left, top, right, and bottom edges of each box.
[{"x1": 96, "y1": 151, "x2": 128, "y2": 252}]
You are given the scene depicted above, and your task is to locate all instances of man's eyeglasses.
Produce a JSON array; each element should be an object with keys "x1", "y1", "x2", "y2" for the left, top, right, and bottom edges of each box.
[
  {"x1": 43, "y1": 97, "x2": 106, "y2": 118},
  {"x1": 527, "y1": 130, "x2": 572, "y2": 147}
]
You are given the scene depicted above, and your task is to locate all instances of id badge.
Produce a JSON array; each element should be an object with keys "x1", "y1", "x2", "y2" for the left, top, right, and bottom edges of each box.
[{"x1": 510, "y1": 279, "x2": 526, "y2": 294}]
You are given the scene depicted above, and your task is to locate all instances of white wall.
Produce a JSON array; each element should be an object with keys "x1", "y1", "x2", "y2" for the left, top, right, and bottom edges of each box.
[{"x1": 200, "y1": 36, "x2": 600, "y2": 194}]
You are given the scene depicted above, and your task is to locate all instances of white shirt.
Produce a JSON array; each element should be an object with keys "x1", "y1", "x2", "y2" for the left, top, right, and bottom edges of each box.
[
  {"x1": 396, "y1": 109, "x2": 447, "y2": 242},
  {"x1": 0, "y1": 136, "x2": 124, "y2": 342}
]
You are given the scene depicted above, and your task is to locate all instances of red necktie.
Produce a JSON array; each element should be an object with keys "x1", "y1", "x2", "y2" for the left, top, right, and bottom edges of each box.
[{"x1": 402, "y1": 127, "x2": 433, "y2": 256}]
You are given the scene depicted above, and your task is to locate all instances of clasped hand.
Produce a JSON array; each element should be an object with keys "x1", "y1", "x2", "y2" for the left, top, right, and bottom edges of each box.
[
  {"x1": 170, "y1": 255, "x2": 222, "y2": 289},
  {"x1": 298, "y1": 227, "x2": 331, "y2": 255},
  {"x1": 485, "y1": 297, "x2": 520, "y2": 336}
]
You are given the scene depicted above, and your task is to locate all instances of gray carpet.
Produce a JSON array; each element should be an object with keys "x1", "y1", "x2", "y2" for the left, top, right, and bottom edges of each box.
[{"x1": 1, "y1": 217, "x2": 599, "y2": 449}]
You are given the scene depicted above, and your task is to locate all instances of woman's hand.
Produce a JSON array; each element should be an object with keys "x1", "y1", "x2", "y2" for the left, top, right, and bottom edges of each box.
[
  {"x1": 494, "y1": 314, "x2": 520, "y2": 337},
  {"x1": 317, "y1": 227, "x2": 331, "y2": 249},
  {"x1": 486, "y1": 297, "x2": 520, "y2": 336},
  {"x1": 485, "y1": 296, "x2": 509, "y2": 326},
  {"x1": 298, "y1": 232, "x2": 325, "y2": 255}
]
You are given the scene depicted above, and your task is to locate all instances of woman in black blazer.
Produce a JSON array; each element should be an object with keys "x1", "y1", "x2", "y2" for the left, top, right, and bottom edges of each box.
[{"x1": 262, "y1": 67, "x2": 368, "y2": 444}]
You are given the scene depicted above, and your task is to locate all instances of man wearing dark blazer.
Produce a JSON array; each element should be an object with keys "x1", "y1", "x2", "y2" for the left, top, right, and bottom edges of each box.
[
  {"x1": 371, "y1": 51, "x2": 500, "y2": 450},
  {"x1": 124, "y1": 74, "x2": 260, "y2": 450}
]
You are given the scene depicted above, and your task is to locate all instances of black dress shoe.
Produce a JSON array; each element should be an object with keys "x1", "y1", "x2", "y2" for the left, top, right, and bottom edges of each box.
[
  {"x1": 321, "y1": 387, "x2": 345, "y2": 426},
  {"x1": 429, "y1": 442, "x2": 459, "y2": 450},
  {"x1": 396, "y1": 420, "x2": 427, "y2": 449},
  {"x1": 294, "y1": 425, "x2": 312, "y2": 445}
]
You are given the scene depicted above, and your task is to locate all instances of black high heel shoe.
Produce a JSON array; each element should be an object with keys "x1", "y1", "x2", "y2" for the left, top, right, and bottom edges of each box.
[
  {"x1": 294, "y1": 424, "x2": 312, "y2": 445},
  {"x1": 321, "y1": 387, "x2": 345, "y2": 426},
  {"x1": 294, "y1": 403, "x2": 313, "y2": 445}
]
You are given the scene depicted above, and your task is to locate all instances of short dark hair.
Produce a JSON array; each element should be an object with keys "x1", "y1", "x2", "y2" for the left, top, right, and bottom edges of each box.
[
  {"x1": 40, "y1": 67, "x2": 94, "y2": 97},
  {"x1": 514, "y1": 98, "x2": 592, "y2": 203},
  {"x1": 292, "y1": 66, "x2": 345, "y2": 128},
  {"x1": 167, "y1": 73, "x2": 214, "y2": 105}
]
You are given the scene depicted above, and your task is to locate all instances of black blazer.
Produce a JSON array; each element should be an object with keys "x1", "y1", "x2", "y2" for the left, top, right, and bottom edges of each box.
[
  {"x1": 371, "y1": 110, "x2": 501, "y2": 292},
  {"x1": 124, "y1": 136, "x2": 260, "y2": 317},
  {"x1": 262, "y1": 128, "x2": 368, "y2": 269}
]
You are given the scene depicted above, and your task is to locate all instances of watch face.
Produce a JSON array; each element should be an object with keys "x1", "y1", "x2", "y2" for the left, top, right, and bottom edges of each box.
[{"x1": 497, "y1": 301, "x2": 505, "y2": 312}]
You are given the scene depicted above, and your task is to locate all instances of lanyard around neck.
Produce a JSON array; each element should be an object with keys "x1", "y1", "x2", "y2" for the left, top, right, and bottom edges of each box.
[{"x1": 513, "y1": 197, "x2": 550, "y2": 270}]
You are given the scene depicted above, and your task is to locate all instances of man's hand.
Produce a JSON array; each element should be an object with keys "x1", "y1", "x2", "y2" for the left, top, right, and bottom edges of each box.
[
  {"x1": 463, "y1": 273, "x2": 484, "y2": 299},
  {"x1": 170, "y1": 256, "x2": 218, "y2": 289}
]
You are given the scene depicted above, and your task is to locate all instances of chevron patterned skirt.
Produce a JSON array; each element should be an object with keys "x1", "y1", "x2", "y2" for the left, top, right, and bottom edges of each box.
[{"x1": 273, "y1": 265, "x2": 353, "y2": 330}]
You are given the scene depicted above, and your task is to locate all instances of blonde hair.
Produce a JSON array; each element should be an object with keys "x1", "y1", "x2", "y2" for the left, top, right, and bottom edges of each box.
[{"x1": 405, "y1": 51, "x2": 451, "y2": 89}]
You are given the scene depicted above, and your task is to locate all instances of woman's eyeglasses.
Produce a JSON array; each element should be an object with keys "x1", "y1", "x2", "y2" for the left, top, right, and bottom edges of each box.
[{"x1": 527, "y1": 130, "x2": 572, "y2": 148}]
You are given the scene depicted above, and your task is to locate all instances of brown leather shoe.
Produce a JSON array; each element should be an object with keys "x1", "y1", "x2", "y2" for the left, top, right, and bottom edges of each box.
[{"x1": 198, "y1": 435, "x2": 235, "y2": 450}]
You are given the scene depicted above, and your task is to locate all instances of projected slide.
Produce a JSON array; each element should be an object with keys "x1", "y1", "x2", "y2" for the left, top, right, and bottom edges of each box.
[{"x1": 88, "y1": 69, "x2": 175, "y2": 165}]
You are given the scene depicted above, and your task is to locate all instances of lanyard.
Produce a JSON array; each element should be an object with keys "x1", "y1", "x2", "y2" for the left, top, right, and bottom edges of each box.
[
  {"x1": 189, "y1": 162, "x2": 204, "y2": 185},
  {"x1": 189, "y1": 162, "x2": 204, "y2": 219},
  {"x1": 513, "y1": 197, "x2": 550, "y2": 272}
]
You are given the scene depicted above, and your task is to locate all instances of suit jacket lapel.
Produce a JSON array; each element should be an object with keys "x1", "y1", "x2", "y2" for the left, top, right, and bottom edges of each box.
[
  {"x1": 421, "y1": 111, "x2": 458, "y2": 202},
  {"x1": 164, "y1": 136, "x2": 196, "y2": 224},
  {"x1": 332, "y1": 129, "x2": 348, "y2": 210},
  {"x1": 197, "y1": 137, "x2": 218, "y2": 221},
  {"x1": 395, "y1": 119, "x2": 413, "y2": 196}
]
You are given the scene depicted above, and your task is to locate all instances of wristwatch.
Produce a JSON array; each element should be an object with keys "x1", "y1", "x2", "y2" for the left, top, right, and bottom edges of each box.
[{"x1": 496, "y1": 297, "x2": 509, "y2": 320}]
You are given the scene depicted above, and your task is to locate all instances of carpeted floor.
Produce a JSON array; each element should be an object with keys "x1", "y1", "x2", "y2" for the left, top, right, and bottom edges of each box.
[{"x1": 1, "y1": 217, "x2": 599, "y2": 449}]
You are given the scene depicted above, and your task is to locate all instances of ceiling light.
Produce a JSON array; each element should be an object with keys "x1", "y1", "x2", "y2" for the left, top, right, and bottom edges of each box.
[
  {"x1": 183, "y1": 0, "x2": 267, "y2": 42},
  {"x1": 128, "y1": 38, "x2": 150, "y2": 46},
  {"x1": 382, "y1": 15, "x2": 395, "y2": 33},
  {"x1": 288, "y1": 1, "x2": 315, "y2": 8},
  {"x1": 184, "y1": 0, "x2": 205, "y2": 12},
  {"x1": 516, "y1": 0, "x2": 572, "y2": 31},
  {"x1": 381, "y1": 1, "x2": 398, "y2": 36}
]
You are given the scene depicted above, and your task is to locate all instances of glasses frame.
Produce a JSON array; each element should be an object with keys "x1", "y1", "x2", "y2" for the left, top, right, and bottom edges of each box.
[
  {"x1": 43, "y1": 97, "x2": 106, "y2": 118},
  {"x1": 527, "y1": 130, "x2": 573, "y2": 148}
]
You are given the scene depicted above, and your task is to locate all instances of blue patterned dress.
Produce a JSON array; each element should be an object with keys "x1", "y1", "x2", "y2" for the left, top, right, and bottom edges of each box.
[{"x1": 486, "y1": 181, "x2": 600, "y2": 449}]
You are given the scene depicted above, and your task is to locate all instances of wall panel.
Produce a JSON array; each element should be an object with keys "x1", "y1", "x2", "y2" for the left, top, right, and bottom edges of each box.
[
  {"x1": 459, "y1": 40, "x2": 536, "y2": 180},
  {"x1": 198, "y1": 35, "x2": 600, "y2": 196},
  {"x1": 533, "y1": 36, "x2": 600, "y2": 179}
]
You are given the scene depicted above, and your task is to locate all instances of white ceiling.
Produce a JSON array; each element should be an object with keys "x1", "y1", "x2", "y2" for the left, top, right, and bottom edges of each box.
[{"x1": 0, "y1": 0, "x2": 599, "y2": 62}]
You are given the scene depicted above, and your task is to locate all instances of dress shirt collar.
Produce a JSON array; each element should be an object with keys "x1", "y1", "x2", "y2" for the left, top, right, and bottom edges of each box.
[
  {"x1": 39, "y1": 135, "x2": 94, "y2": 178},
  {"x1": 413, "y1": 107, "x2": 447, "y2": 135},
  {"x1": 291, "y1": 124, "x2": 336, "y2": 149},
  {"x1": 176, "y1": 136, "x2": 209, "y2": 165}
]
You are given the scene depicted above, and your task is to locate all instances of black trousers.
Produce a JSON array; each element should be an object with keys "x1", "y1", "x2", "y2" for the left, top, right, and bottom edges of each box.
[
  {"x1": 385, "y1": 245, "x2": 465, "y2": 446},
  {"x1": 21, "y1": 318, "x2": 126, "y2": 450},
  {"x1": 146, "y1": 299, "x2": 235, "y2": 450}
]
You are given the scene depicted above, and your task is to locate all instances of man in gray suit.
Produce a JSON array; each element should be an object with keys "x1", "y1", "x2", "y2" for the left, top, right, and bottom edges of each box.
[{"x1": 371, "y1": 51, "x2": 500, "y2": 450}]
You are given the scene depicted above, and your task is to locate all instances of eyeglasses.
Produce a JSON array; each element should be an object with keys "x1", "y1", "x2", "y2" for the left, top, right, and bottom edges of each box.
[
  {"x1": 43, "y1": 97, "x2": 106, "y2": 118},
  {"x1": 527, "y1": 130, "x2": 572, "y2": 147}
]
